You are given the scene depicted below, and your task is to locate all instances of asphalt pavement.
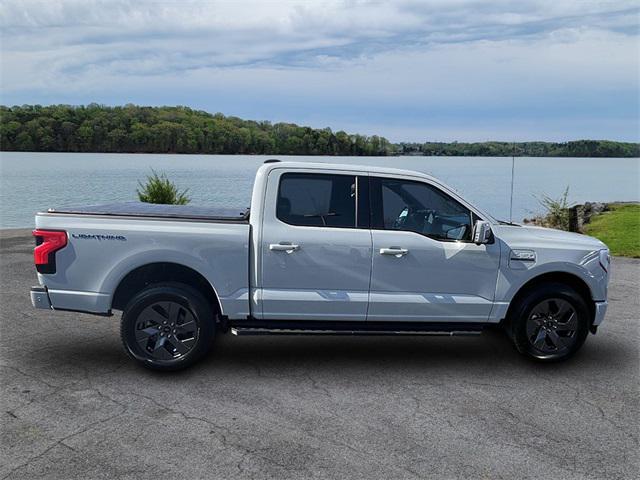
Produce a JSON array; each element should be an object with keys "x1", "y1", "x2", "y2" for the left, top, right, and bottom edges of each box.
[{"x1": 1, "y1": 228, "x2": 638, "y2": 479}]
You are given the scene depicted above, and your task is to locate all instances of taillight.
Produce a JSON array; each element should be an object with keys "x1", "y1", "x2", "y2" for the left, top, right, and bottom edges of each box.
[{"x1": 33, "y1": 229, "x2": 67, "y2": 274}]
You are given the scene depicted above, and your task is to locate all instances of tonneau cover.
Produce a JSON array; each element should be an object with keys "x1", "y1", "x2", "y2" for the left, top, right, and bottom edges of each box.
[{"x1": 46, "y1": 202, "x2": 249, "y2": 222}]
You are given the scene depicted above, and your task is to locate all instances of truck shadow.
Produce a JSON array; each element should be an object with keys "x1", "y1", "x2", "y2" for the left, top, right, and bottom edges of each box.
[
  {"x1": 190, "y1": 329, "x2": 627, "y2": 374},
  {"x1": 20, "y1": 327, "x2": 630, "y2": 378}
]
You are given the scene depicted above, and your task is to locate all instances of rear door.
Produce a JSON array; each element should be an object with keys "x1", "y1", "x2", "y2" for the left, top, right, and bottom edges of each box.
[
  {"x1": 258, "y1": 168, "x2": 372, "y2": 321},
  {"x1": 367, "y1": 176, "x2": 500, "y2": 323}
]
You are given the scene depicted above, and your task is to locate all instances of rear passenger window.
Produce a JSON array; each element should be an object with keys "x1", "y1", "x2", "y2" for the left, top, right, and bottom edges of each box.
[{"x1": 277, "y1": 173, "x2": 356, "y2": 228}]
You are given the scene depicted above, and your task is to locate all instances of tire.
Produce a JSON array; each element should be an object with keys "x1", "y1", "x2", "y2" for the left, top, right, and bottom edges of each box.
[
  {"x1": 120, "y1": 283, "x2": 216, "y2": 371},
  {"x1": 510, "y1": 282, "x2": 590, "y2": 362}
]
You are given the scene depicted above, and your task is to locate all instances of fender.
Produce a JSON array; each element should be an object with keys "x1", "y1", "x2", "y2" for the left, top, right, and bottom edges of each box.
[
  {"x1": 495, "y1": 260, "x2": 604, "y2": 311},
  {"x1": 101, "y1": 248, "x2": 224, "y2": 309}
]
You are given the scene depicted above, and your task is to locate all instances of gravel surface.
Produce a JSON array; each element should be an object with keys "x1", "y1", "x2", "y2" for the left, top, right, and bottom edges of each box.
[{"x1": 1, "y1": 228, "x2": 638, "y2": 479}]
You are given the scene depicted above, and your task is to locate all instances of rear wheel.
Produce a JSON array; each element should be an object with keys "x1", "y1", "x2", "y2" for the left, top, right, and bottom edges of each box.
[
  {"x1": 120, "y1": 283, "x2": 216, "y2": 370},
  {"x1": 510, "y1": 282, "x2": 590, "y2": 362}
]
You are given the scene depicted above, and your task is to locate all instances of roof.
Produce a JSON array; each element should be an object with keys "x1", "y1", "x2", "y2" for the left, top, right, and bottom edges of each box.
[{"x1": 259, "y1": 161, "x2": 438, "y2": 181}]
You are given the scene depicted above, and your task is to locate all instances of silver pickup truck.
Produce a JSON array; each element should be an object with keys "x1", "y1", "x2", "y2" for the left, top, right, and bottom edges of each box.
[{"x1": 31, "y1": 161, "x2": 610, "y2": 370}]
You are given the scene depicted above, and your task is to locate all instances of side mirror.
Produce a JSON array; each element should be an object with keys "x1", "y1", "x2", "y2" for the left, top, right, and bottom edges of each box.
[{"x1": 472, "y1": 220, "x2": 492, "y2": 245}]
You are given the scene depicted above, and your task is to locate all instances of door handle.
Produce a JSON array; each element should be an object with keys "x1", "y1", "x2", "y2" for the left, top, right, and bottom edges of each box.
[
  {"x1": 269, "y1": 243, "x2": 300, "y2": 253},
  {"x1": 380, "y1": 247, "x2": 409, "y2": 257}
]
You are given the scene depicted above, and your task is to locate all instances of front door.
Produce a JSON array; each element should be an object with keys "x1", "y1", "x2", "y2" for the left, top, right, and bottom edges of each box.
[
  {"x1": 259, "y1": 169, "x2": 372, "y2": 321},
  {"x1": 367, "y1": 176, "x2": 500, "y2": 323}
]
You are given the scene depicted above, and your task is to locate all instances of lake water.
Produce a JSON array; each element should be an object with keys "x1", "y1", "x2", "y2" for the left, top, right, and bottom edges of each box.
[{"x1": 1, "y1": 152, "x2": 638, "y2": 228}]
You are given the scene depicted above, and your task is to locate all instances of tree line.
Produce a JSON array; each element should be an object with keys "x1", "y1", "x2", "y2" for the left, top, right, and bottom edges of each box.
[
  {"x1": 396, "y1": 140, "x2": 639, "y2": 158},
  {"x1": 1, "y1": 104, "x2": 638, "y2": 157},
  {"x1": 0, "y1": 104, "x2": 392, "y2": 156}
]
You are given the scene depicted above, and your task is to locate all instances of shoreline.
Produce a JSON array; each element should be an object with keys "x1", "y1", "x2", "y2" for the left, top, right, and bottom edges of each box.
[
  {"x1": 0, "y1": 228, "x2": 32, "y2": 237},
  {"x1": 0, "y1": 229, "x2": 32, "y2": 248},
  {"x1": 2, "y1": 151, "x2": 640, "y2": 158},
  {"x1": 4, "y1": 200, "x2": 638, "y2": 231}
]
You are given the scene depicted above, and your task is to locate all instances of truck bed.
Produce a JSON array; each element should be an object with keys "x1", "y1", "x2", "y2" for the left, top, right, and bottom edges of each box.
[
  {"x1": 35, "y1": 203, "x2": 251, "y2": 318},
  {"x1": 45, "y1": 202, "x2": 249, "y2": 223}
]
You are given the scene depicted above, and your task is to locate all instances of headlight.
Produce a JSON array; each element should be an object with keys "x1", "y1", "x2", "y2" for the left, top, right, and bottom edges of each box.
[{"x1": 599, "y1": 249, "x2": 611, "y2": 273}]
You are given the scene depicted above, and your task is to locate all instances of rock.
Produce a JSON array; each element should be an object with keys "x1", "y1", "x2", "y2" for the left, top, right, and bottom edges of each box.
[{"x1": 569, "y1": 202, "x2": 609, "y2": 232}]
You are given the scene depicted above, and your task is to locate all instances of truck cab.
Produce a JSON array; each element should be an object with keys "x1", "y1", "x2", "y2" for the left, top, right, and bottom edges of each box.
[{"x1": 31, "y1": 161, "x2": 610, "y2": 370}]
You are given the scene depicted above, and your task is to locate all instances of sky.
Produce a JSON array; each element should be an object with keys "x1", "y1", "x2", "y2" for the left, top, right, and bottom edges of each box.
[{"x1": 1, "y1": 0, "x2": 639, "y2": 142}]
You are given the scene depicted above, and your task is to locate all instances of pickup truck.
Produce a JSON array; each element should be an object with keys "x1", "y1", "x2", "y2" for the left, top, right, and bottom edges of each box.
[{"x1": 31, "y1": 161, "x2": 610, "y2": 370}]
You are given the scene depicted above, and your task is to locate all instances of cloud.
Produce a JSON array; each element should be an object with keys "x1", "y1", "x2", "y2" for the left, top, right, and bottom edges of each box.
[{"x1": 1, "y1": 0, "x2": 638, "y2": 141}]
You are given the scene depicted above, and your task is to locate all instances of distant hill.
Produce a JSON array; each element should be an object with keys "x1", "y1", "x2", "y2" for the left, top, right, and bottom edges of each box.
[
  {"x1": 396, "y1": 140, "x2": 640, "y2": 158},
  {"x1": 1, "y1": 104, "x2": 638, "y2": 157}
]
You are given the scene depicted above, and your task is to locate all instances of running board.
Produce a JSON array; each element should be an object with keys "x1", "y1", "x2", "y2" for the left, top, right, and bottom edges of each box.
[
  {"x1": 231, "y1": 327, "x2": 483, "y2": 336},
  {"x1": 228, "y1": 320, "x2": 487, "y2": 336}
]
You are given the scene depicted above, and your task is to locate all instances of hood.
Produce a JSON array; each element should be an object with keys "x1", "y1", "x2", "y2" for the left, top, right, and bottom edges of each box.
[{"x1": 492, "y1": 224, "x2": 607, "y2": 251}]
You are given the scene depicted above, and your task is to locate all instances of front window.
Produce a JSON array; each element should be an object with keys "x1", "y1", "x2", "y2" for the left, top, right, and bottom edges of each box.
[
  {"x1": 372, "y1": 177, "x2": 473, "y2": 241},
  {"x1": 276, "y1": 173, "x2": 356, "y2": 228}
]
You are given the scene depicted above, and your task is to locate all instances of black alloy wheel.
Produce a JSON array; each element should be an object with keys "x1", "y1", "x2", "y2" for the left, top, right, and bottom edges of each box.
[
  {"x1": 121, "y1": 283, "x2": 216, "y2": 370},
  {"x1": 525, "y1": 298, "x2": 578, "y2": 355},
  {"x1": 510, "y1": 282, "x2": 589, "y2": 362}
]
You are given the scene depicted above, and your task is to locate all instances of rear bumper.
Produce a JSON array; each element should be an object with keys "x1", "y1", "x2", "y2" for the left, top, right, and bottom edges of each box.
[
  {"x1": 593, "y1": 300, "x2": 608, "y2": 326},
  {"x1": 31, "y1": 286, "x2": 52, "y2": 310},
  {"x1": 30, "y1": 285, "x2": 111, "y2": 315}
]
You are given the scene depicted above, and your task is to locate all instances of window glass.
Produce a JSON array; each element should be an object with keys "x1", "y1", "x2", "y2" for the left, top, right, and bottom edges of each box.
[
  {"x1": 379, "y1": 179, "x2": 472, "y2": 241},
  {"x1": 277, "y1": 173, "x2": 356, "y2": 228}
]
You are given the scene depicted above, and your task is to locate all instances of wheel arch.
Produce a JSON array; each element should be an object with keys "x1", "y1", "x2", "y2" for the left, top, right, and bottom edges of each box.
[
  {"x1": 111, "y1": 262, "x2": 222, "y2": 315},
  {"x1": 505, "y1": 271, "x2": 595, "y2": 325}
]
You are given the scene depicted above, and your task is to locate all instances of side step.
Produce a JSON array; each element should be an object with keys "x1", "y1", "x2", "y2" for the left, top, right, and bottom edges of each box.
[
  {"x1": 231, "y1": 327, "x2": 482, "y2": 336},
  {"x1": 228, "y1": 320, "x2": 486, "y2": 337}
]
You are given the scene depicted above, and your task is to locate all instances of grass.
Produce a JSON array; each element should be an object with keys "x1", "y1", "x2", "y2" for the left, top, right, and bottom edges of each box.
[{"x1": 584, "y1": 203, "x2": 640, "y2": 258}]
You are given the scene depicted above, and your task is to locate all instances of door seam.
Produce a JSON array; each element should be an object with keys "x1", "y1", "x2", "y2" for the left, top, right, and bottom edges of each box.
[{"x1": 365, "y1": 228, "x2": 374, "y2": 322}]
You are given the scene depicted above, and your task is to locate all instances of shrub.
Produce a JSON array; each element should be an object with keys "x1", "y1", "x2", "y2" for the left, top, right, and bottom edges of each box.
[
  {"x1": 137, "y1": 169, "x2": 190, "y2": 205},
  {"x1": 535, "y1": 186, "x2": 571, "y2": 230}
]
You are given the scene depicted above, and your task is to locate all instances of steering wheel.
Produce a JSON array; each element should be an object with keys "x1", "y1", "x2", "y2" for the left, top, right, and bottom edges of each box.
[{"x1": 393, "y1": 206, "x2": 430, "y2": 232}]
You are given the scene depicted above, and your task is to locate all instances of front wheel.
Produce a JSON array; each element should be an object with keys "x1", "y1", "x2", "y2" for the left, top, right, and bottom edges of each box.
[
  {"x1": 120, "y1": 283, "x2": 216, "y2": 371},
  {"x1": 510, "y1": 282, "x2": 590, "y2": 362}
]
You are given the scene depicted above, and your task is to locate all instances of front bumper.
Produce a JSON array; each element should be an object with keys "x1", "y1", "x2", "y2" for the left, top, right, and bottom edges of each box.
[
  {"x1": 593, "y1": 300, "x2": 608, "y2": 326},
  {"x1": 31, "y1": 286, "x2": 52, "y2": 310}
]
